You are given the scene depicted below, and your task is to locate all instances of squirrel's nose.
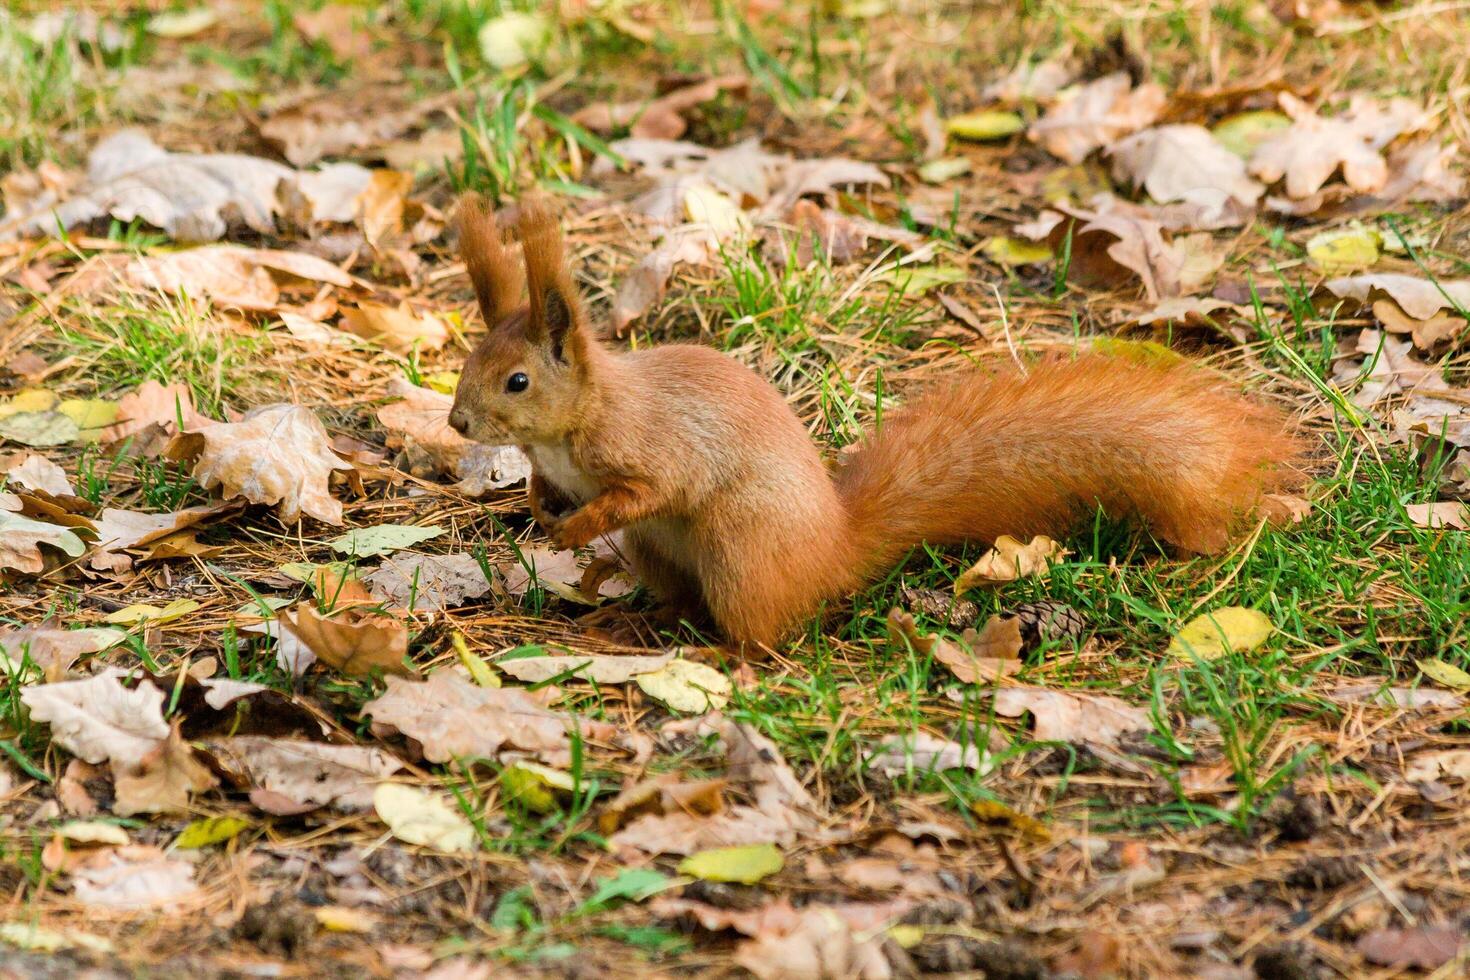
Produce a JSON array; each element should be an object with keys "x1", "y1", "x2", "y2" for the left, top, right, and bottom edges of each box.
[{"x1": 448, "y1": 407, "x2": 470, "y2": 434}]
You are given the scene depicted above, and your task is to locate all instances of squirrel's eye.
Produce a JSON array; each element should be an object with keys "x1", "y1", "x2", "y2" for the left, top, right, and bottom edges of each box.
[{"x1": 505, "y1": 372, "x2": 530, "y2": 393}]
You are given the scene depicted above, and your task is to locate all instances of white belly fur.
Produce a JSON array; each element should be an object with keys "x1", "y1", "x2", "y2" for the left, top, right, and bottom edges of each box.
[{"x1": 527, "y1": 442, "x2": 600, "y2": 504}]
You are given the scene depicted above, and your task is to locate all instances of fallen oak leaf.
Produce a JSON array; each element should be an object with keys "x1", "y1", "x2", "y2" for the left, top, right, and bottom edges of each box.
[
  {"x1": 0, "y1": 452, "x2": 74, "y2": 497},
  {"x1": 69, "y1": 845, "x2": 200, "y2": 910},
  {"x1": 112, "y1": 721, "x2": 218, "y2": 817},
  {"x1": 0, "y1": 511, "x2": 86, "y2": 574},
  {"x1": 124, "y1": 245, "x2": 352, "y2": 312},
  {"x1": 365, "y1": 552, "x2": 495, "y2": 611},
  {"x1": 1029, "y1": 72, "x2": 1166, "y2": 164},
  {"x1": 166, "y1": 403, "x2": 353, "y2": 526},
  {"x1": 493, "y1": 650, "x2": 675, "y2": 685},
  {"x1": 1249, "y1": 94, "x2": 1433, "y2": 199},
  {"x1": 0, "y1": 625, "x2": 126, "y2": 676},
  {"x1": 1356, "y1": 927, "x2": 1466, "y2": 970},
  {"x1": 1106, "y1": 124, "x2": 1263, "y2": 229},
  {"x1": 204, "y1": 736, "x2": 402, "y2": 812},
  {"x1": 955, "y1": 685, "x2": 1152, "y2": 749},
  {"x1": 954, "y1": 534, "x2": 1066, "y2": 591},
  {"x1": 886, "y1": 608, "x2": 1021, "y2": 684},
  {"x1": 279, "y1": 602, "x2": 411, "y2": 677},
  {"x1": 340, "y1": 301, "x2": 450, "y2": 353},
  {"x1": 20, "y1": 668, "x2": 169, "y2": 768},
  {"x1": 88, "y1": 501, "x2": 236, "y2": 573},
  {"x1": 100, "y1": 380, "x2": 209, "y2": 448},
  {"x1": 375, "y1": 378, "x2": 531, "y2": 495},
  {"x1": 573, "y1": 74, "x2": 748, "y2": 140}
]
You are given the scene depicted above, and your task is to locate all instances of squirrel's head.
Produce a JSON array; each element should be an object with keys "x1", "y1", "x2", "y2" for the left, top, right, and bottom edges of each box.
[{"x1": 448, "y1": 194, "x2": 592, "y2": 446}]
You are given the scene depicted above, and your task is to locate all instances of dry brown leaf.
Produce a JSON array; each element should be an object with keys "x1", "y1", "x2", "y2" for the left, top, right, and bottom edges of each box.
[
  {"x1": 886, "y1": 608, "x2": 1020, "y2": 684},
  {"x1": 0, "y1": 511, "x2": 87, "y2": 574},
  {"x1": 260, "y1": 90, "x2": 449, "y2": 167},
  {"x1": 1326, "y1": 680, "x2": 1463, "y2": 711},
  {"x1": 573, "y1": 74, "x2": 748, "y2": 140},
  {"x1": 597, "y1": 773, "x2": 727, "y2": 835},
  {"x1": 1018, "y1": 206, "x2": 1184, "y2": 299},
  {"x1": 1030, "y1": 72, "x2": 1166, "y2": 164},
  {"x1": 340, "y1": 301, "x2": 449, "y2": 352},
  {"x1": 364, "y1": 552, "x2": 494, "y2": 611},
  {"x1": 493, "y1": 651, "x2": 675, "y2": 685},
  {"x1": 0, "y1": 452, "x2": 74, "y2": 497},
  {"x1": 88, "y1": 501, "x2": 234, "y2": 573},
  {"x1": 1372, "y1": 299, "x2": 1464, "y2": 351},
  {"x1": 363, "y1": 670, "x2": 600, "y2": 768},
  {"x1": 292, "y1": 4, "x2": 375, "y2": 62},
  {"x1": 204, "y1": 736, "x2": 402, "y2": 812},
  {"x1": 20, "y1": 669, "x2": 168, "y2": 768},
  {"x1": 124, "y1": 245, "x2": 350, "y2": 313},
  {"x1": 1356, "y1": 927, "x2": 1465, "y2": 970},
  {"x1": 866, "y1": 732, "x2": 993, "y2": 777},
  {"x1": 1249, "y1": 94, "x2": 1433, "y2": 199},
  {"x1": 1323, "y1": 273, "x2": 1470, "y2": 322},
  {"x1": 70, "y1": 845, "x2": 200, "y2": 910},
  {"x1": 0, "y1": 626, "x2": 125, "y2": 678},
  {"x1": 1333, "y1": 329, "x2": 1452, "y2": 410},
  {"x1": 100, "y1": 380, "x2": 209, "y2": 448},
  {"x1": 0, "y1": 130, "x2": 373, "y2": 242},
  {"x1": 166, "y1": 404, "x2": 353, "y2": 525},
  {"x1": 1106, "y1": 125, "x2": 1263, "y2": 229},
  {"x1": 1405, "y1": 502, "x2": 1470, "y2": 530},
  {"x1": 112, "y1": 721, "x2": 217, "y2": 816},
  {"x1": 279, "y1": 602, "x2": 411, "y2": 677},
  {"x1": 955, "y1": 534, "x2": 1066, "y2": 590},
  {"x1": 376, "y1": 379, "x2": 532, "y2": 494},
  {"x1": 968, "y1": 686, "x2": 1153, "y2": 748}
]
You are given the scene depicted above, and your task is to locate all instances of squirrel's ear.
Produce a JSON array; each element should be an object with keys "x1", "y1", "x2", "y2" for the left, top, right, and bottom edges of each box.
[
  {"x1": 518, "y1": 197, "x2": 584, "y2": 362},
  {"x1": 454, "y1": 193, "x2": 523, "y2": 321}
]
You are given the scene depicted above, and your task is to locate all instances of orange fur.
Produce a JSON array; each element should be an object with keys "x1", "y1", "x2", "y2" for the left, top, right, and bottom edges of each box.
[{"x1": 449, "y1": 197, "x2": 1305, "y2": 650}]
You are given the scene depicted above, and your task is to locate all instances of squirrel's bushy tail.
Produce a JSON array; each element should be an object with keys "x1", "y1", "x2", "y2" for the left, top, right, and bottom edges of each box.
[{"x1": 834, "y1": 354, "x2": 1304, "y2": 582}]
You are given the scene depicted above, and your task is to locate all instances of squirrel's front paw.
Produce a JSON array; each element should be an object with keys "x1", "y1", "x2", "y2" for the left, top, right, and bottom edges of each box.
[{"x1": 548, "y1": 512, "x2": 598, "y2": 550}]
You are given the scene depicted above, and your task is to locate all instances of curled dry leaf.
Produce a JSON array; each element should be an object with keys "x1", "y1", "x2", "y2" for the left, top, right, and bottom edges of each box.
[
  {"x1": 125, "y1": 245, "x2": 351, "y2": 313},
  {"x1": 363, "y1": 670, "x2": 604, "y2": 768},
  {"x1": 1406, "y1": 502, "x2": 1470, "y2": 530},
  {"x1": 365, "y1": 552, "x2": 494, "y2": 611},
  {"x1": 279, "y1": 602, "x2": 411, "y2": 677},
  {"x1": 340, "y1": 301, "x2": 450, "y2": 353},
  {"x1": 376, "y1": 378, "x2": 531, "y2": 495},
  {"x1": 0, "y1": 511, "x2": 86, "y2": 574},
  {"x1": 886, "y1": 608, "x2": 1021, "y2": 684},
  {"x1": 20, "y1": 668, "x2": 168, "y2": 768},
  {"x1": 1373, "y1": 300, "x2": 1465, "y2": 352},
  {"x1": 0, "y1": 129, "x2": 374, "y2": 242},
  {"x1": 0, "y1": 625, "x2": 126, "y2": 676},
  {"x1": 167, "y1": 404, "x2": 353, "y2": 525},
  {"x1": 955, "y1": 534, "x2": 1065, "y2": 590},
  {"x1": 112, "y1": 721, "x2": 218, "y2": 817},
  {"x1": 205, "y1": 736, "x2": 403, "y2": 812},
  {"x1": 1321, "y1": 273, "x2": 1470, "y2": 322},
  {"x1": 100, "y1": 380, "x2": 209, "y2": 449},
  {"x1": 1030, "y1": 72, "x2": 1166, "y2": 164},
  {"x1": 1017, "y1": 205, "x2": 1184, "y2": 300},
  {"x1": 88, "y1": 501, "x2": 234, "y2": 573},
  {"x1": 0, "y1": 452, "x2": 74, "y2": 497}
]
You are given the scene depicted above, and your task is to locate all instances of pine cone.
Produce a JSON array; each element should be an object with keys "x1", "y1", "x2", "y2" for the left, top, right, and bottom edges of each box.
[
  {"x1": 899, "y1": 584, "x2": 979, "y2": 628},
  {"x1": 1005, "y1": 599, "x2": 1087, "y2": 646}
]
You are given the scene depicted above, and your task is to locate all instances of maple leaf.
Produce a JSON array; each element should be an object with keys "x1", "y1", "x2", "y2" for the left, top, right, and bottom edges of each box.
[
  {"x1": 1029, "y1": 72, "x2": 1166, "y2": 164},
  {"x1": 166, "y1": 403, "x2": 353, "y2": 525}
]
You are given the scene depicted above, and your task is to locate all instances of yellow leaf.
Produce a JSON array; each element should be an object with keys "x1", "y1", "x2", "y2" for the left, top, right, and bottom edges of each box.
[
  {"x1": 635, "y1": 658, "x2": 731, "y2": 714},
  {"x1": 0, "y1": 389, "x2": 58, "y2": 420},
  {"x1": 313, "y1": 906, "x2": 376, "y2": 933},
  {"x1": 917, "y1": 157, "x2": 971, "y2": 184},
  {"x1": 424, "y1": 371, "x2": 460, "y2": 395},
  {"x1": 1210, "y1": 110, "x2": 1291, "y2": 158},
  {"x1": 982, "y1": 236, "x2": 1053, "y2": 266},
  {"x1": 970, "y1": 799, "x2": 1051, "y2": 841},
  {"x1": 878, "y1": 264, "x2": 967, "y2": 296},
  {"x1": 453, "y1": 631, "x2": 499, "y2": 688},
  {"x1": 888, "y1": 924, "x2": 926, "y2": 949},
  {"x1": 57, "y1": 398, "x2": 120, "y2": 435},
  {"x1": 1166, "y1": 607, "x2": 1274, "y2": 661},
  {"x1": 677, "y1": 843, "x2": 784, "y2": 884},
  {"x1": 954, "y1": 535, "x2": 1065, "y2": 592},
  {"x1": 1091, "y1": 336, "x2": 1186, "y2": 366},
  {"x1": 103, "y1": 598, "x2": 202, "y2": 625},
  {"x1": 58, "y1": 820, "x2": 129, "y2": 845},
  {"x1": 175, "y1": 816, "x2": 251, "y2": 849},
  {"x1": 373, "y1": 783, "x2": 478, "y2": 853},
  {"x1": 340, "y1": 302, "x2": 450, "y2": 353},
  {"x1": 501, "y1": 761, "x2": 575, "y2": 813},
  {"x1": 1417, "y1": 658, "x2": 1470, "y2": 691},
  {"x1": 683, "y1": 184, "x2": 747, "y2": 235},
  {"x1": 946, "y1": 110, "x2": 1025, "y2": 141},
  {"x1": 1307, "y1": 226, "x2": 1381, "y2": 274}
]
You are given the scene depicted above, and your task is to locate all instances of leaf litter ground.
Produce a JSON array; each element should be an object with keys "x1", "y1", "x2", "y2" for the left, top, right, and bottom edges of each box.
[{"x1": 2, "y1": 1, "x2": 1470, "y2": 977}]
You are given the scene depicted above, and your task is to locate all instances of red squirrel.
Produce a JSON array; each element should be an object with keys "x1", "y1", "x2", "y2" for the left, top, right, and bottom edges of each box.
[{"x1": 447, "y1": 194, "x2": 1304, "y2": 649}]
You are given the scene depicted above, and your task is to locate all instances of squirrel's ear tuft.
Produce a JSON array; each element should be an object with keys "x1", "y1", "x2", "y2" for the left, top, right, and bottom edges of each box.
[
  {"x1": 518, "y1": 197, "x2": 584, "y2": 361},
  {"x1": 455, "y1": 193, "x2": 523, "y2": 321}
]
